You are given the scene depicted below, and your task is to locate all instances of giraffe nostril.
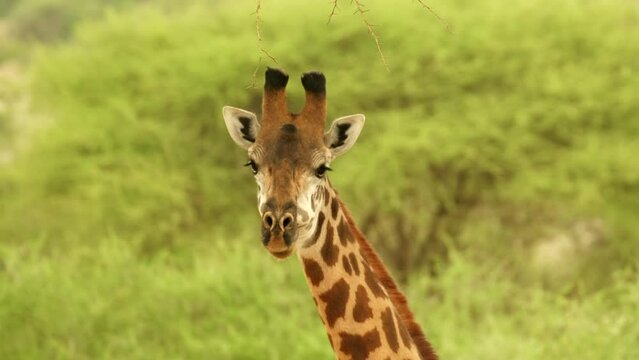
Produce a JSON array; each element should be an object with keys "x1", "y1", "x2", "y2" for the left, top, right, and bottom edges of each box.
[
  {"x1": 263, "y1": 212, "x2": 275, "y2": 230},
  {"x1": 281, "y1": 214, "x2": 294, "y2": 230}
]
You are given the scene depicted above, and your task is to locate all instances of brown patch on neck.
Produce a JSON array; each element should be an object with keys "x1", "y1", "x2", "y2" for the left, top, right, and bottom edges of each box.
[
  {"x1": 339, "y1": 328, "x2": 382, "y2": 360},
  {"x1": 324, "y1": 187, "x2": 331, "y2": 206},
  {"x1": 380, "y1": 307, "x2": 400, "y2": 353},
  {"x1": 337, "y1": 218, "x2": 353, "y2": 247},
  {"x1": 303, "y1": 258, "x2": 324, "y2": 287},
  {"x1": 342, "y1": 255, "x2": 352, "y2": 275},
  {"x1": 336, "y1": 198, "x2": 439, "y2": 360},
  {"x1": 319, "y1": 279, "x2": 350, "y2": 327},
  {"x1": 349, "y1": 253, "x2": 360, "y2": 275},
  {"x1": 330, "y1": 197, "x2": 339, "y2": 219},
  {"x1": 320, "y1": 224, "x2": 339, "y2": 266},
  {"x1": 363, "y1": 262, "x2": 387, "y2": 299},
  {"x1": 352, "y1": 285, "x2": 373, "y2": 322}
]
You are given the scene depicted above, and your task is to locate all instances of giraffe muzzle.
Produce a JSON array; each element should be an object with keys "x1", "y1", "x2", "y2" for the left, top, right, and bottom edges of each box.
[{"x1": 261, "y1": 205, "x2": 298, "y2": 258}]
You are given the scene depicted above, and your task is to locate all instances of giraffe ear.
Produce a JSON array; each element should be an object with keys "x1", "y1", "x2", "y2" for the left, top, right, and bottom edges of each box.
[
  {"x1": 324, "y1": 114, "x2": 365, "y2": 157},
  {"x1": 223, "y1": 106, "x2": 260, "y2": 150}
]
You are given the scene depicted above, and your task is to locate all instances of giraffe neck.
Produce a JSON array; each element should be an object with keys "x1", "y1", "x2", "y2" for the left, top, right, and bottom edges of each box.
[{"x1": 297, "y1": 185, "x2": 437, "y2": 360}]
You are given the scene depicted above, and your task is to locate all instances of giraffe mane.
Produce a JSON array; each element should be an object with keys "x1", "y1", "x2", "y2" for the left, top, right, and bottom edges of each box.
[{"x1": 336, "y1": 197, "x2": 439, "y2": 360}]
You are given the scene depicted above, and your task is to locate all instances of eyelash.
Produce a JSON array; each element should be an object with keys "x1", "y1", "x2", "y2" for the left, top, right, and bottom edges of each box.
[
  {"x1": 315, "y1": 164, "x2": 332, "y2": 178},
  {"x1": 244, "y1": 160, "x2": 331, "y2": 178},
  {"x1": 244, "y1": 159, "x2": 258, "y2": 175}
]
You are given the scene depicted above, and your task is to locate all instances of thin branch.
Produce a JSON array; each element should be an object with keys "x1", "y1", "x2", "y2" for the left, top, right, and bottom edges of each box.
[
  {"x1": 254, "y1": 0, "x2": 263, "y2": 44},
  {"x1": 249, "y1": 0, "x2": 278, "y2": 88},
  {"x1": 328, "y1": 0, "x2": 339, "y2": 24},
  {"x1": 352, "y1": 0, "x2": 389, "y2": 72},
  {"x1": 260, "y1": 48, "x2": 278, "y2": 64},
  {"x1": 254, "y1": 0, "x2": 278, "y2": 64},
  {"x1": 414, "y1": 0, "x2": 453, "y2": 33},
  {"x1": 247, "y1": 56, "x2": 262, "y2": 89}
]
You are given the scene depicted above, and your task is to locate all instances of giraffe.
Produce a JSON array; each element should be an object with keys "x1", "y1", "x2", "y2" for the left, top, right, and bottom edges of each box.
[{"x1": 222, "y1": 68, "x2": 438, "y2": 360}]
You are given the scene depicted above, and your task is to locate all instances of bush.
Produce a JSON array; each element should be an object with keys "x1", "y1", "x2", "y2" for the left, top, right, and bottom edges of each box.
[
  {"x1": 0, "y1": 0, "x2": 17, "y2": 18},
  {"x1": 1, "y1": 0, "x2": 638, "y2": 358},
  {"x1": 1, "y1": 235, "x2": 636, "y2": 359},
  {"x1": 6, "y1": 0, "x2": 140, "y2": 42},
  {"x1": 0, "y1": 63, "x2": 23, "y2": 161},
  {"x1": 3, "y1": 0, "x2": 636, "y2": 276}
]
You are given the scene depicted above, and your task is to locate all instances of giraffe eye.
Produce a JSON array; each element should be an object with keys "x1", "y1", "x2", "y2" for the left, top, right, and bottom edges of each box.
[
  {"x1": 315, "y1": 164, "x2": 332, "y2": 178},
  {"x1": 244, "y1": 159, "x2": 259, "y2": 175}
]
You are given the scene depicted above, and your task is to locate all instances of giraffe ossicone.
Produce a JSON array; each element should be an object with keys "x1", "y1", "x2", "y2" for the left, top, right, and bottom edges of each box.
[{"x1": 223, "y1": 67, "x2": 437, "y2": 360}]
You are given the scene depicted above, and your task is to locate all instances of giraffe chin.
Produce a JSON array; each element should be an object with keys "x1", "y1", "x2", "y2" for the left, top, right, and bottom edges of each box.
[
  {"x1": 268, "y1": 248, "x2": 294, "y2": 259},
  {"x1": 264, "y1": 233, "x2": 296, "y2": 259}
]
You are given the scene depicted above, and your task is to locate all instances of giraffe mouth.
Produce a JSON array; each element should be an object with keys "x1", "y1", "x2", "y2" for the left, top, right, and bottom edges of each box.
[
  {"x1": 262, "y1": 222, "x2": 297, "y2": 259},
  {"x1": 270, "y1": 248, "x2": 294, "y2": 259},
  {"x1": 264, "y1": 232, "x2": 296, "y2": 259}
]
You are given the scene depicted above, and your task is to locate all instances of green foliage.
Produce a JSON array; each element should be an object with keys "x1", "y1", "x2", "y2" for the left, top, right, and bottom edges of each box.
[
  {"x1": 333, "y1": 0, "x2": 639, "y2": 278},
  {"x1": 5, "y1": 0, "x2": 141, "y2": 42},
  {"x1": 0, "y1": 98, "x2": 11, "y2": 145},
  {"x1": 411, "y1": 250, "x2": 639, "y2": 359},
  {"x1": 1, "y1": 0, "x2": 638, "y2": 358},
  {"x1": 1, "y1": 238, "x2": 637, "y2": 359},
  {"x1": 0, "y1": 0, "x2": 17, "y2": 17},
  {"x1": 0, "y1": 0, "x2": 144, "y2": 61},
  {"x1": 0, "y1": 64, "x2": 23, "y2": 159},
  {"x1": 0, "y1": 236, "x2": 334, "y2": 359},
  {"x1": 8, "y1": 0, "x2": 81, "y2": 42}
]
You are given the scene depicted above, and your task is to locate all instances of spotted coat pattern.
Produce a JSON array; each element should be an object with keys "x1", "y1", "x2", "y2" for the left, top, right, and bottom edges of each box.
[{"x1": 299, "y1": 185, "x2": 424, "y2": 360}]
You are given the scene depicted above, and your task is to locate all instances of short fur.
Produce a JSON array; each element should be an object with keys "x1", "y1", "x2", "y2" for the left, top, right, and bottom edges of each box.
[{"x1": 337, "y1": 197, "x2": 439, "y2": 360}]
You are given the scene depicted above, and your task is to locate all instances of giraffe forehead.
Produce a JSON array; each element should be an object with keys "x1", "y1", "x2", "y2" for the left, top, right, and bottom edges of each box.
[{"x1": 256, "y1": 123, "x2": 327, "y2": 167}]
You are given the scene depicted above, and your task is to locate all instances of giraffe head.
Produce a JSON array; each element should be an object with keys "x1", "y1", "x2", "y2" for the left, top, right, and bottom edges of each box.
[{"x1": 223, "y1": 68, "x2": 365, "y2": 259}]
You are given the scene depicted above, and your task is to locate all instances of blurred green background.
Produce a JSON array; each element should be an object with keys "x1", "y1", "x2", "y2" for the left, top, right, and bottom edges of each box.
[{"x1": 1, "y1": 0, "x2": 638, "y2": 358}]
